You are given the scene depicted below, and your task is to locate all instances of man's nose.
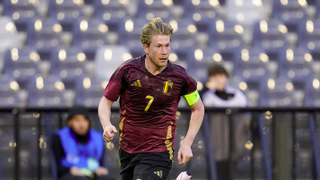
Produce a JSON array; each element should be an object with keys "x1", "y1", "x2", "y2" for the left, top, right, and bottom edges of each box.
[{"x1": 162, "y1": 47, "x2": 168, "y2": 54}]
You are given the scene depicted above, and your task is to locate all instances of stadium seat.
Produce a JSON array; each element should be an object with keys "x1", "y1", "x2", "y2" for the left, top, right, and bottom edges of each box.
[
  {"x1": 183, "y1": 0, "x2": 220, "y2": 32},
  {"x1": 0, "y1": 75, "x2": 21, "y2": 107},
  {"x1": 297, "y1": 19, "x2": 320, "y2": 52},
  {"x1": 118, "y1": 18, "x2": 148, "y2": 57},
  {"x1": 3, "y1": 47, "x2": 41, "y2": 88},
  {"x1": 304, "y1": 77, "x2": 320, "y2": 106},
  {"x1": 26, "y1": 18, "x2": 63, "y2": 60},
  {"x1": 169, "y1": 19, "x2": 198, "y2": 61},
  {"x1": 72, "y1": 18, "x2": 108, "y2": 60},
  {"x1": 272, "y1": 0, "x2": 308, "y2": 32},
  {"x1": 252, "y1": 20, "x2": 289, "y2": 61},
  {"x1": 93, "y1": 0, "x2": 128, "y2": 32},
  {"x1": 3, "y1": 0, "x2": 39, "y2": 31},
  {"x1": 27, "y1": 75, "x2": 67, "y2": 107},
  {"x1": 227, "y1": 76, "x2": 247, "y2": 89},
  {"x1": 48, "y1": 0, "x2": 85, "y2": 31},
  {"x1": 278, "y1": 47, "x2": 314, "y2": 89},
  {"x1": 94, "y1": 45, "x2": 131, "y2": 79},
  {"x1": 0, "y1": 17, "x2": 22, "y2": 55},
  {"x1": 183, "y1": 0, "x2": 219, "y2": 11},
  {"x1": 233, "y1": 48, "x2": 270, "y2": 90},
  {"x1": 74, "y1": 76, "x2": 109, "y2": 107},
  {"x1": 225, "y1": 0, "x2": 266, "y2": 25},
  {"x1": 316, "y1": 0, "x2": 320, "y2": 18},
  {"x1": 209, "y1": 19, "x2": 244, "y2": 60},
  {"x1": 307, "y1": 0, "x2": 316, "y2": 5},
  {"x1": 187, "y1": 47, "x2": 223, "y2": 82},
  {"x1": 50, "y1": 47, "x2": 87, "y2": 89},
  {"x1": 137, "y1": 0, "x2": 174, "y2": 22},
  {"x1": 259, "y1": 77, "x2": 297, "y2": 107}
]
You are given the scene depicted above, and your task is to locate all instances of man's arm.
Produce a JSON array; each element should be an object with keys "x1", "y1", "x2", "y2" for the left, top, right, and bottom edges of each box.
[
  {"x1": 178, "y1": 98, "x2": 205, "y2": 165},
  {"x1": 98, "y1": 96, "x2": 118, "y2": 142}
]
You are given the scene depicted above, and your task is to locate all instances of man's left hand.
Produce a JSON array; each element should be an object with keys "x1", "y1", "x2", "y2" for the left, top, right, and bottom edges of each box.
[
  {"x1": 95, "y1": 167, "x2": 109, "y2": 176},
  {"x1": 177, "y1": 143, "x2": 193, "y2": 165}
]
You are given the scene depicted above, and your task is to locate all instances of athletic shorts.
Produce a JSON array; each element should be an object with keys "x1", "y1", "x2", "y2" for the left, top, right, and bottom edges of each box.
[{"x1": 119, "y1": 148, "x2": 173, "y2": 180}]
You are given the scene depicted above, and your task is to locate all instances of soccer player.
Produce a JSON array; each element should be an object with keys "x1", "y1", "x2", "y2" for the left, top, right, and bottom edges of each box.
[{"x1": 98, "y1": 17, "x2": 205, "y2": 180}]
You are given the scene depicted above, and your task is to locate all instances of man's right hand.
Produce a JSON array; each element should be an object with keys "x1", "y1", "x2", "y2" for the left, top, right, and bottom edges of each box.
[
  {"x1": 70, "y1": 167, "x2": 85, "y2": 176},
  {"x1": 103, "y1": 125, "x2": 118, "y2": 142}
]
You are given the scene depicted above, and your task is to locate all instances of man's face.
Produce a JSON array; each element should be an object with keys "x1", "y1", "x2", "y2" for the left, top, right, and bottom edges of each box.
[
  {"x1": 209, "y1": 74, "x2": 228, "y2": 91},
  {"x1": 143, "y1": 35, "x2": 170, "y2": 68},
  {"x1": 68, "y1": 115, "x2": 89, "y2": 135}
]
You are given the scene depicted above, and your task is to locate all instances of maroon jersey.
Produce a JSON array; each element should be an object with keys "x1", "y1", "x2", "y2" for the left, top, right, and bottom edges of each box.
[{"x1": 103, "y1": 55, "x2": 197, "y2": 156}]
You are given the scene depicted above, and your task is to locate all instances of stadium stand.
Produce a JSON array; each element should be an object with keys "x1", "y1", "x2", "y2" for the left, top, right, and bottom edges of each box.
[
  {"x1": 94, "y1": 45, "x2": 132, "y2": 79},
  {"x1": 252, "y1": 19, "x2": 289, "y2": 61},
  {"x1": 169, "y1": 19, "x2": 198, "y2": 62},
  {"x1": 47, "y1": 0, "x2": 85, "y2": 31},
  {"x1": 118, "y1": 17, "x2": 148, "y2": 57},
  {"x1": 137, "y1": 0, "x2": 174, "y2": 22},
  {"x1": 0, "y1": 75, "x2": 21, "y2": 107},
  {"x1": 233, "y1": 47, "x2": 270, "y2": 90},
  {"x1": 297, "y1": 19, "x2": 320, "y2": 53},
  {"x1": 50, "y1": 47, "x2": 87, "y2": 89},
  {"x1": 272, "y1": 0, "x2": 308, "y2": 32},
  {"x1": 0, "y1": 17, "x2": 22, "y2": 56},
  {"x1": 27, "y1": 75, "x2": 67, "y2": 107},
  {"x1": 304, "y1": 76, "x2": 320, "y2": 106},
  {"x1": 258, "y1": 77, "x2": 297, "y2": 107},
  {"x1": 3, "y1": 47, "x2": 41, "y2": 89},
  {"x1": 93, "y1": 0, "x2": 128, "y2": 32},
  {"x1": 3, "y1": 0, "x2": 39, "y2": 31},
  {"x1": 208, "y1": 19, "x2": 244, "y2": 60},
  {"x1": 26, "y1": 18, "x2": 63, "y2": 60},
  {"x1": 277, "y1": 47, "x2": 314, "y2": 89},
  {"x1": 187, "y1": 47, "x2": 223, "y2": 82},
  {"x1": 74, "y1": 76, "x2": 109, "y2": 107},
  {"x1": 183, "y1": 0, "x2": 220, "y2": 32},
  {"x1": 71, "y1": 18, "x2": 109, "y2": 60}
]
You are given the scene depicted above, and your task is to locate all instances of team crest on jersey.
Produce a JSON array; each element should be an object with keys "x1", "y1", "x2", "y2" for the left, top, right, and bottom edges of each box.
[{"x1": 163, "y1": 80, "x2": 173, "y2": 95}]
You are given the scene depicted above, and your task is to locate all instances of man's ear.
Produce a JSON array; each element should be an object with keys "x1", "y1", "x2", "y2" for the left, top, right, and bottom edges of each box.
[{"x1": 142, "y1": 44, "x2": 149, "y2": 54}]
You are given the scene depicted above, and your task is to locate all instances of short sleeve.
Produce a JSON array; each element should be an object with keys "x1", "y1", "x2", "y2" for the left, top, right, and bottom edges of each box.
[
  {"x1": 181, "y1": 73, "x2": 197, "y2": 96},
  {"x1": 103, "y1": 64, "x2": 128, "y2": 101}
]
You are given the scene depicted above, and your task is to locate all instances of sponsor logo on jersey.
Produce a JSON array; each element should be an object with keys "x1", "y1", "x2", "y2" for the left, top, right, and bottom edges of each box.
[{"x1": 131, "y1": 79, "x2": 142, "y2": 87}]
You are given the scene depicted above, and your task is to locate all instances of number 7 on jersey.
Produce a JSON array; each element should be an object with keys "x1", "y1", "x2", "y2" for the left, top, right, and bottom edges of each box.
[{"x1": 144, "y1": 95, "x2": 154, "y2": 112}]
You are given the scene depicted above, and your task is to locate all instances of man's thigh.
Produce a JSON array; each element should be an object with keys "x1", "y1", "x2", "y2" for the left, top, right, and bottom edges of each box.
[{"x1": 119, "y1": 148, "x2": 137, "y2": 180}]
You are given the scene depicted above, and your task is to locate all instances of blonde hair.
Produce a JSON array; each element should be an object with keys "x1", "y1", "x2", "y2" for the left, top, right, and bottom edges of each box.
[{"x1": 141, "y1": 17, "x2": 173, "y2": 47}]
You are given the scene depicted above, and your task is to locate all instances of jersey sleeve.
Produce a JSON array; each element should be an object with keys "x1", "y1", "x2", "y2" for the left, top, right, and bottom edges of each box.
[
  {"x1": 103, "y1": 63, "x2": 128, "y2": 101},
  {"x1": 180, "y1": 72, "x2": 199, "y2": 106},
  {"x1": 181, "y1": 73, "x2": 198, "y2": 96}
]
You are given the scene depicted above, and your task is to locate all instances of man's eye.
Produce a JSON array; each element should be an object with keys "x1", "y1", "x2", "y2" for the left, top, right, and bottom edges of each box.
[{"x1": 166, "y1": 45, "x2": 169, "y2": 47}]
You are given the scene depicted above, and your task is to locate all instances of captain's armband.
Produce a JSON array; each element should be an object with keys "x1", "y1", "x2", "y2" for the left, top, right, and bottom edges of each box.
[{"x1": 183, "y1": 90, "x2": 200, "y2": 106}]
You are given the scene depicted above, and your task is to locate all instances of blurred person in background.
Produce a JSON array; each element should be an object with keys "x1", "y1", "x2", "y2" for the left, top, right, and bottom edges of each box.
[
  {"x1": 202, "y1": 63, "x2": 250, "y2": 180},
  {"x1": 203, "y1": 63, "x2": 250, "y2": 107},
  {"x1": 52, "y1": 107, "x2": 115, "y2": 180}
]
